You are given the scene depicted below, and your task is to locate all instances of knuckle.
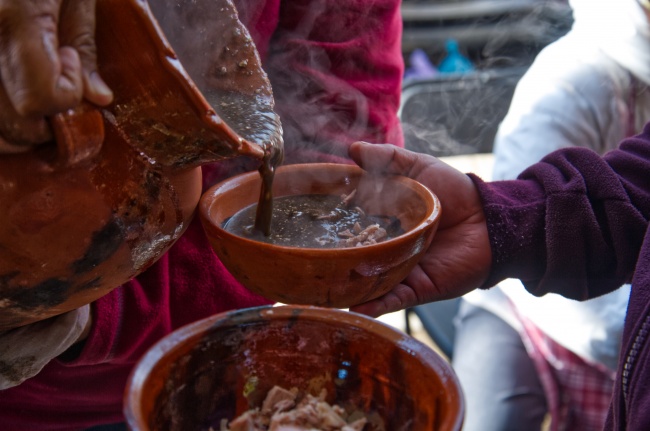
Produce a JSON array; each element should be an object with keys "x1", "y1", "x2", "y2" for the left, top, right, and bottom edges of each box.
[
  {"x1": 14, "y1": 87, "x2": 78, "y2": 117},
  {"x1": 0, "y1": 114, "x2": 51, "y2": 147},
  {"x1": 71, "y1": 33, "x2": 98, "y2": 65},
  {"x1": 13, "y1": 88, "x2": 46, "y2": 116}
]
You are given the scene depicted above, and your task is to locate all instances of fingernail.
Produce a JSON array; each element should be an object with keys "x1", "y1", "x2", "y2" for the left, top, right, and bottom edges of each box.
[{"x1": 88, "y1": 72, "x2": 114, "y2": 104}]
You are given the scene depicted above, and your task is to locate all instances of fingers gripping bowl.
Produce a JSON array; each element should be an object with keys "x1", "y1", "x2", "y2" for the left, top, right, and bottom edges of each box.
[
  {"x1": 198, "y1": 163, "x2": 441, "y2": 308},
  {"x1": 124, "y1": 305, "x2": 464, "y2": 431}
]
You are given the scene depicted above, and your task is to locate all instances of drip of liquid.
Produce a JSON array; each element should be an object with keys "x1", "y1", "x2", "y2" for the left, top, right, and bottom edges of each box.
[
  {"x1": 204, "y1": 90, "x2": 284, "y2": 236},
  {"x1": 254, "y1": 152, "x2": 276, "y2": 235}
]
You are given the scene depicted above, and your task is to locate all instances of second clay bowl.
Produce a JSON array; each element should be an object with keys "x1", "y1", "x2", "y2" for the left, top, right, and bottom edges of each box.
[{"x1": 124, "y1": 305, "x2": 464, "y2": 430}]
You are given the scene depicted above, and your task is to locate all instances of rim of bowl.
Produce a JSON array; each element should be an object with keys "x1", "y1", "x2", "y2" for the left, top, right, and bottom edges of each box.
[
  {"x1": 124, "y1": 305, "x2": 464, "y2": 431},
  {"x1": 199, "y1": 163, "x2": 441, "y2": 253}
]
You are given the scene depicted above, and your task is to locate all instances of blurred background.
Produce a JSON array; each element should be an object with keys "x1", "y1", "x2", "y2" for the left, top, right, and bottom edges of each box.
[{"x1": 400, "y1": 0, "x2": 572, "y2": 157}]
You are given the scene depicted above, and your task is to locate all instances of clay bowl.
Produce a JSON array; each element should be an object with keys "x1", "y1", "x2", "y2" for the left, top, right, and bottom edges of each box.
[
  {"x1": 199, "y1": 163, "x2": 441, "y2": 308},
  {"x1": 0, "y1": 0, "x2": 276, "y2": 330},
  {"x1": 0, "y1": 0, "x2": 275, "y2": 331},
  {"x1": 124, "y1": 305, "x2": 464, "y2": 431},
  {"x1": 0, "y1": 109, "x2": 202, "y2": 330}
]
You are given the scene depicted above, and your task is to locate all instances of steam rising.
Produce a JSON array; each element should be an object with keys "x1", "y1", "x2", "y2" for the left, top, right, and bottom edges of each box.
[{"x1": 401, "y1": 0, "x2": 573, "y2": 156}]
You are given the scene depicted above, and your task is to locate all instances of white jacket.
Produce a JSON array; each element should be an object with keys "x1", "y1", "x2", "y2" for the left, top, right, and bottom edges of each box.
[{"x1": 465, "y1": 0, "x2": 650, "y2": 371}]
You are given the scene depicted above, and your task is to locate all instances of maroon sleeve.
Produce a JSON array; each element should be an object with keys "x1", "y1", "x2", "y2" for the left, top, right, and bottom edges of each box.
[
  {"x1": 265, "y1": 0, "x2": 404, "y2": 165},
  {"x1": 472, "y1": 124, "x2": 650, "y2": 300}
]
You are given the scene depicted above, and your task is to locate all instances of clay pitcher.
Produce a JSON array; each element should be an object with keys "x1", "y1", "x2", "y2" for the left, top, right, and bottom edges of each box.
[{"x1": 0, "y1": 0, "x2": 282, "y2": 330}]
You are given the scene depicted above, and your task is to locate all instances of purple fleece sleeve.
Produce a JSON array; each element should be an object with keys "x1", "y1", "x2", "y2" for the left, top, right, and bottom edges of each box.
[{"x1": 472, "y1": 124, "x2": 650, "y2": 300}]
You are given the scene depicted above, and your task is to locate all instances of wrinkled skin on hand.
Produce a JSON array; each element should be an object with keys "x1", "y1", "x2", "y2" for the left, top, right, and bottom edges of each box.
[
  {"x1": 348, "y1": 142, "x2": 492, "y2": 317},
  {"x1": 0, "y1": 0, "x2": 112, "y2": 152}
]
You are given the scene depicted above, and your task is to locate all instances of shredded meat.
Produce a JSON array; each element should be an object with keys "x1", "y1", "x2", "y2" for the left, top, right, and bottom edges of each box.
[
  {"x1": 337, "y1": 224, "x2": 387, "y2": 248},
  {"x1": 321, "y1": 190, "x2": 390, "y2": 248},
  {"x1": 217, "y1": 386, "x2": 367, "y2": 431}
]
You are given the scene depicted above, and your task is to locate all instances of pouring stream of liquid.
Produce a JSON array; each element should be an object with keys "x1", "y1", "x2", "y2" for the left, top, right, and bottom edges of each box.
[{"x1": 146, "y1": 0, "x2": 285, "y2": 235}]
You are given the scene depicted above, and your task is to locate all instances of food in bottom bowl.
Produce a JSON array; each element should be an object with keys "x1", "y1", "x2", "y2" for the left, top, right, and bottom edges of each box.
[{"x1": 216, "y1": 385, "x2": 369, "y2": 431}]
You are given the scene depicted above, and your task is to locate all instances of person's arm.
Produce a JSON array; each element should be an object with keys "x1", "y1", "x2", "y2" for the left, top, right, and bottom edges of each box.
[
  {"x1": 348, "y1": 125, "x2": 650, "y2": 316},
  {"x1": 482, "y1": 131, "x2": 650, "y2": 300},
  {"x1": 265, "y1": 0, "x2": 404, "y2": 165}
]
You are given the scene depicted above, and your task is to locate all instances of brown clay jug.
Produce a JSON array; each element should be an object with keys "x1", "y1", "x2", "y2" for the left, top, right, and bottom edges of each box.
[{"x1": 0, "y1": 0, "x2": 282, "y2": 330}]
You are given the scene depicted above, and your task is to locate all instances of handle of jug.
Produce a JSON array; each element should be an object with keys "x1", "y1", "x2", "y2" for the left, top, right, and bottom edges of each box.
[{"x1": 50, "y1": 102, "x2": 105, "y2": 167}]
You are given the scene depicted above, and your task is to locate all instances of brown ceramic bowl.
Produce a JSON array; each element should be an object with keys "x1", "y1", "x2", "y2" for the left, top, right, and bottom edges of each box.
[
  {"x1": 0, "y1": 0, "x2": 275, "y2": 330},
  {"x1": 124, "y1": 305, "x2": 464, "y2": 430},
  {"x1": 199, "y1": 163, "x2": 441, "y2": 308}
]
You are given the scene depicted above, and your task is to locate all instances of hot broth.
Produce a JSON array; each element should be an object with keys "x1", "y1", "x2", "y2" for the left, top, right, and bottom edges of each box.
[{"x1": 223, "y1": 192, "x2": 402, "y2": 248}]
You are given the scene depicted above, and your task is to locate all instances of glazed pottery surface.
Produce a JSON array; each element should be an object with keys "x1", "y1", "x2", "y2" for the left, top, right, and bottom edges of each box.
[
  {"x1": 0, "y1": 119, "x2": 201, "y2": 329},
  {"x1": 0, "y1": 0, "x2": 281, "y2": 329},
  {"x1": 124, "y1": 305, "x2": 465, "y2": 431},
  {"x1": 199, "y1": 163, "x2": 441, "y2": 308}
]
